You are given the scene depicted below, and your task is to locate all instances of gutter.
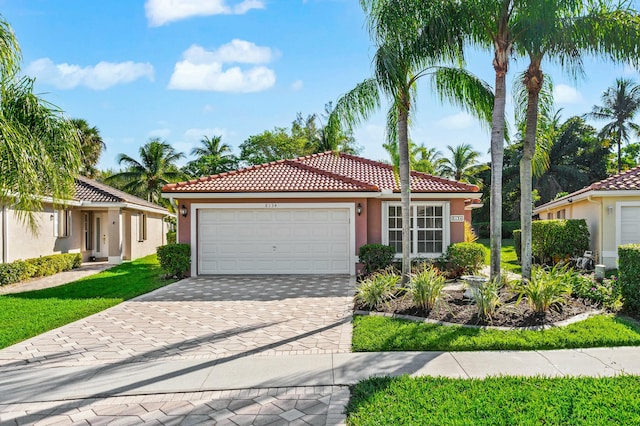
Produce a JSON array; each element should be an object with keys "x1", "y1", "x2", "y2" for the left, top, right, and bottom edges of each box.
[{"x1": 160, "y1": 191, "x2": 482, "y2": 200}]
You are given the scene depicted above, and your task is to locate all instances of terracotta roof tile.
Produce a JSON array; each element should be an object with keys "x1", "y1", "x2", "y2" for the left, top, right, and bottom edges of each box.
[
  {"x1": 163, "y1": 151, "x2": 479, "y2": 194},
  {"x1": 591, "y1": 165, "x2": 640, "y2": 191}
]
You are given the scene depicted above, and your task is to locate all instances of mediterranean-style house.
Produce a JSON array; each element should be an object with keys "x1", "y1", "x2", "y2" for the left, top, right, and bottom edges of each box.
[
  {"x1": 162, "y1": 151, "x2": 482, "y2": 276},
  {"x1": 533, "y1": 165, "x2": 640, "y2": 268},
  {"x1": 1, "y1": 176, "x2": 171, "y2": 265}
]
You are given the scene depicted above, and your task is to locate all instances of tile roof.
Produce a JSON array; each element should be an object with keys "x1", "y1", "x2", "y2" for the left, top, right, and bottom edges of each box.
[
  {"x1": 162, "y1": 152, "x2": 479, "y2": 194},
  {"x1": 75, "y1": 176, "x2": 168, "y2": 211}
]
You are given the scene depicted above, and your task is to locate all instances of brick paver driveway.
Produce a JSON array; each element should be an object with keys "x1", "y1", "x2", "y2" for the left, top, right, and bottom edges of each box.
[{"x1": 0, "y1": 275, "x2": 355, "y2": 368}]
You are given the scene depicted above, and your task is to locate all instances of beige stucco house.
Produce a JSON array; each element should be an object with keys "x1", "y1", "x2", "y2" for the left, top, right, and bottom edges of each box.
[
  {"x1": 162, "y1": 152, "x2": 482, "y2": 276},
  {"x1": 1, "y1": 176, "x2": 171, "y2": 265},
  {"x1": 533, "y1": 165, "x2": 640, "y2": 269}
]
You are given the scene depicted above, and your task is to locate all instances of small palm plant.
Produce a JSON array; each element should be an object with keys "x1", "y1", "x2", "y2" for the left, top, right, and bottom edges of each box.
[
  {"x1": 355, "y1": 267, "x2": 400, "y2": 310},
  {"x1": 516, "y1": 264, "x2": 573, "y2": 314},
  {"x1": 408, "y1": 264, "x2": 447, "y2": 310},
  {"x1": 471, "y1": 279, "x2": 501, "y2": 322}
]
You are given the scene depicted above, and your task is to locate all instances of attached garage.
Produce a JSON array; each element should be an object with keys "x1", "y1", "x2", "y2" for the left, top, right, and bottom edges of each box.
[
  {"x1": 619, "y1": 205, "x2": 640, "y2": 246},
  {"x1": 197, "y1": 205, "x2": 353, "y2": 274}
]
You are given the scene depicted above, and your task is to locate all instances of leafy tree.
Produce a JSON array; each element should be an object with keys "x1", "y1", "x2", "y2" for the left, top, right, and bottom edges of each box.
[
  {"x1": 587, "y1": 78, "x2": 640, "y2": 173},
  {"x1": 413, "y1": 144, "x2": 445, "y2": 174},
  {"x1": 0, "y1": 17, "x2": 81, "y2": 230},
  {"x1": 72, "y1": 118, "x2": 105, "y2": 178},
  {"x1": 106, "y1": 138, "x2": 185, "y2": 205},
  {"x1": 439, "y1": 143, "x2": 488, "y2": 187},
  {"x1": 333, "y1": 1, "x2": 493, "y2": 282},
  {"x1": 239, "y1": 127, "x2": 309, "y2": 166},
  {"x1": 309, "y1": 103, "x2": 361, "y2": 154},
  {"x1": 183, "y1": 135, "x2": 238, "y2": 177}
]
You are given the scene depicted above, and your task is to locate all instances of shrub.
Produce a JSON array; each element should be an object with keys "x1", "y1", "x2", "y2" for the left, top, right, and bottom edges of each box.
[
  {"x1": 156, "y1": 243, "x2": 191, "y2": 278},
  {"x1": 0, "y1": 253, "x2": 81, "y2": 286},
  {"x1": 473, "y1": 221, "x2": 521, "y2": 239},
  {"x1": 513, "y1": 230, "x2": 522, "y2": 263},
  {"x1": 516, "y1": 264, "x2": 573, "y2": 314},
  {"x1": 572, "y1": 273, "x2": 622, "y2": 311},
  {"x1": 355, "y1": 268, "x2": 400, "y2": 310},
  {"x1": 619, "y1": 244, "x2": 640, "y2": 314},
  {"x1": 358, "y1": 244, "x2": 396, "y2": 275},
  {"x1": 166, "y1": 231, "x2": 176, "y2": 245},
  {"x1": 471, "y1": 279, "x2": 501, "y2": 322},
  {"x1": 531, "y1": 219, "x2": 589, "y2": 265},
  {"x1": 408, "y1": 264, "x2": 447, "y2": 310},
  {"x1": 445, "y1": 242, "x2": 485, "y2": 277},
  {"x1": 0, "y1": 260, "x2": 31, "y2": 286}
]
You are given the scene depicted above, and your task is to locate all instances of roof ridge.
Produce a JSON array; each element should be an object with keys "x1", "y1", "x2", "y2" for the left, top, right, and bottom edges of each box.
[
  {"x1": 409, "y1": 170, "x2": 479, "y2": 192},
  {"x1": 591, "y1": 164, "x2": 640, "y2": 189},
  {"x1": 76, "y1": 176, "x2": 167, "y2": 210},
  {"x1": 76, "y1": 175, "x2": 124, "y2": 202},
  {"x1": 285, "y1": 159, "x2": 379, "y2": 191}
]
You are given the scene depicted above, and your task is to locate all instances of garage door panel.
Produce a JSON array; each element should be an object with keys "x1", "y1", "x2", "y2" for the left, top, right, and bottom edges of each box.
[
  {"x1": 198, "y1": 207, "x2": 350, "y2": 274},
  {"x1": 621, "y1": 206, "x2": 640, "y2": 246}
]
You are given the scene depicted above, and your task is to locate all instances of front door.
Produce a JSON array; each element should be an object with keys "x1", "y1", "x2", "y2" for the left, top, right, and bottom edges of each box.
[{"x1": 93, "y1": 213, "x2": 108, "y2": 259}]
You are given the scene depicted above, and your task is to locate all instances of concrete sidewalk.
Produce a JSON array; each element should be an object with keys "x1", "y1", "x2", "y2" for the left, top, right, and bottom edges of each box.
[{"x1": 0, "y1": 262, "x2": 111, "y2": 295}]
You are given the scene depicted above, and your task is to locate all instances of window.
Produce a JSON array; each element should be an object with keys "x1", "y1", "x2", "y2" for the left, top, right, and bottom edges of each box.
[
  {"x1": 55, "y1": 209, "x2": 72, "y2": 238},
  {"x1": 556, "y1": 209, "x2": 566, "y2": 219},
  {"x1": 138, "y1": 213, "x2": 147, "y2": 241},
  {"x1": 383, "y1": 203, "x2": 448, "y2": 257},
  {"x1": 83, "y1": 213, "x2": 93, "y2": 250}
]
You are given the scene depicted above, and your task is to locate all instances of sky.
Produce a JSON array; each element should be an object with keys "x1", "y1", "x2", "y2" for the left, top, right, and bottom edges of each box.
[{"x1": 2, "y1": 0, "x2": 639, "y2": 170}]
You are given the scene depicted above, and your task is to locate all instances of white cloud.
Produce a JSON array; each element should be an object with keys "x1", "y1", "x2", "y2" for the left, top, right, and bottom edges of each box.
[
  {"x1": 168, "y1": 41, "x2": 276, "y2": 93},
  {"x1": 183, "y1": 127, "x2": 228, "y2": 142},
  {"x1": 145, "y1": 0, "x2": 264, "y2": 26},
  {"x1": 291, "y1": 80, "x2": 303, "y2": 91},
  {"x1": 202, "y1": 104, "x2": 217, "y2": 113},
  {"x1": 434, "y1": 112, "x2": 474, "y2": 130},
  {"x1": 553, "y1": 84, "x2": 584, "y2": 104},
  {"x1": 25, "y1": 58, "x2": 154, "y2": 90}
]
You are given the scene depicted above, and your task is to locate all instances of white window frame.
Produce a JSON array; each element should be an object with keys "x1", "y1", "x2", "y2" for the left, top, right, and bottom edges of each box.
[
  {"x1": 138, "y1": 213, "x2": 147, "y2": 242},
  {"x1": 54, "y1": 209, "x2": 72, "y2": 238},
  {"x1": 382, "y1": 201, "x2": 450, "y2": 258}
]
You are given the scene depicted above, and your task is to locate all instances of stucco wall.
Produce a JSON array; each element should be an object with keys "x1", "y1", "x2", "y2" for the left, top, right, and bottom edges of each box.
[
  {"x1": 5, "y1": 205, "x2": 82, "y2": 263},
  {"x1": 129, "y1": 211, "x2": 166, "y2": 260}
]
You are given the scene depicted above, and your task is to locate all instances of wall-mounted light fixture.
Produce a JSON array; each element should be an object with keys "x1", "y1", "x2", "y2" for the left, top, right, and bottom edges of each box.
[
  {"x1": 567, "y1": 198, "x2": 573, "y2": 203},
  {"x1": 357, "y1": 203, "x2": 362, "y2": 216},
  {"x1": 607, "y1": 205, "x2": 614, "y2": 215},
  {"x1": 49, "y1": 214, "x2": 54, "y2": 221},
  {"x1": 180, "y1": 205, "x2": 188, "y2": 217}
]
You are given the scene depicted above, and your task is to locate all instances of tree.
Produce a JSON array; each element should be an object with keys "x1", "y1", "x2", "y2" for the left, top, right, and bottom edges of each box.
[
  {"x1": 516, "y1": 1, "x2": 640, "y2": 279},
  {"x1": 1, "y1": 17, "x2": 81, "y2": 229},
  {"x1": 587, "y1": 78, "x2": 640, "y2": 173},
  {"x1": 106, "y1": 138, "x2": 185, "y2": 204},
  {"x1": 439, "y1": 143, "x2": 489, "y2": 187},
  {"x1": 310, "y1": 103, "x2": 361, "y2": 154},
  {"x1": 239, "y1": 127, "x2": 309, "y2": 166},
  {"x1": 333, "y1": 1, "x2": 493, "y2": 282},
  {"x1": 183, "y1": 135, "x2": 238, "y2": 177},
  {"x1": 72, "y1": 118, "x2": 105, "y2": 178},
  {"x1": 413, "y1": 144, "x2": 445, "y2": 174}
]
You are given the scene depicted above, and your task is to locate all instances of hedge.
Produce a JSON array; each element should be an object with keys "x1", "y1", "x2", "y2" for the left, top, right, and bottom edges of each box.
[
  {"x1": 513, "y1": 230, "x2": 522, "y2": 262},
  {"x1": 531, "y1": 219, "x2": 589, "y2": 264},
  {"x1": 358, "y1": 244, "x2": 396, "y2": 275},
  {"x1": 166, "y1": 231, "x2": 176, "y2": 245},
  {"x1": 619, "y1": 244, "x2": 640, "y2": 314},
  {"x1": 156, "y1": 243, "x2": 191, "y2": 278},
  {"x1": 445, "y1": 242, "x2": 485, "y2": 277},
  {"x1": 473, "y1": 221, "x2": 520, "y2": 239},
  {"x1": 0, "y1": 253, "x2": 82, "y2": 286}
]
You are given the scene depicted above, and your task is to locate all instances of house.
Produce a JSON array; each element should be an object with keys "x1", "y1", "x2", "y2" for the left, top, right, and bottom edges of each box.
[
  {"x1": 1, "y1": 176, "x2": 171, "y2": 265},
  {"x1": 162, "y1": 151, "x2": 482, "y2": 276},
  {"x1": 533, "y1": 165, "x2": 640, "y2": 269}
]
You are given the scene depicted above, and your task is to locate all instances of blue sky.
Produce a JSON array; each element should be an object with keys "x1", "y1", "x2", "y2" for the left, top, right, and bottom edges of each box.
[{"x1": 2, "y1": 0, "x2": 639, "y2": 170}]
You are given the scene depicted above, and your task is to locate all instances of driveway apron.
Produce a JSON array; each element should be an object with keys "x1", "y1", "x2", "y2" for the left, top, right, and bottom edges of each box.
[{"x1": 0, "y1": 275, "x2": 355, "y2": 368}]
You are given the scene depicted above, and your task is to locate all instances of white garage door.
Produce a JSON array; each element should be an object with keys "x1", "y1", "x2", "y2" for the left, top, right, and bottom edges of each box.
[
  {"x1": 198, "y1": 208, "x2": 351, "y2": 274},
  {"x1": 621, "y1": 206, "x2": 640, "y2": 245}
]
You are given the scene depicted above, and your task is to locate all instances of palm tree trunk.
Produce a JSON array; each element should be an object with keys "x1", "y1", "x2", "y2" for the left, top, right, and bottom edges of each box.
[
  {"x1": 489, "y1": 60, "x2": 508, "y2": 281},
  {"x1": 617, "y1": 134, "x2": 622, "y2": 173},
  {"x1": 397, "y1": 102, "x2": 412, "y2": 284},
  {"x1": 521, "y1": 62, "x2": 543, "y2": 281}
]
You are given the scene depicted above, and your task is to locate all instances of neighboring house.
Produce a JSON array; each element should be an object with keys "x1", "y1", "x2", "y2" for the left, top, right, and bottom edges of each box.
[
  {"x1": 533, "y1": 165, "x2": 640, "y2": 269},
  {"x1": 1, "y1": 176, "x2": 171, "y2": 265},
  {"x1": 162, "y1": 151, "x2": 482, "y2": 276}
]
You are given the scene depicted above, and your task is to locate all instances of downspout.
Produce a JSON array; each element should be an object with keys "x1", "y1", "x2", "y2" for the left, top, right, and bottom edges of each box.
[
  {"x1": 1, "y1": 204, "x2": 7, "y2": 263},
  {"x1": 586, "y1": 196, "x2": 602, "y2": 264}
]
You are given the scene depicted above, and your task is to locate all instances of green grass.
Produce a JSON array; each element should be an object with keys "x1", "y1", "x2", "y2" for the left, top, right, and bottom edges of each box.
[
  {"x1": 347, "y1": 375, "x2": 640, "y2": 425},
  {"x1": 0, "y1": 254, "x2": 175, "y2": 349},
  {"x1": 478, "y1": 238, "x2": 520, "y2": 274},
  {"x1": 352, "y1": 315, "x2": 640, "y2": 352}
]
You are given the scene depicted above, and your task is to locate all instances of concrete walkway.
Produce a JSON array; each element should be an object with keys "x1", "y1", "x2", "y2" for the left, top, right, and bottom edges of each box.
[
  {"x1": 0, "y1": 261, "x2": 111, "y2": 295},
  {"x1": 1, "y1": 273, "x2": 640, "y2": 425}
]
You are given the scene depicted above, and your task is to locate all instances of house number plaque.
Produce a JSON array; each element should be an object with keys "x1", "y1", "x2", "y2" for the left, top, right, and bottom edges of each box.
[
  {"x1": 450, "y1": 215, "x2": 464, "y2": 222},
  {"x1": 265, "y1": 203, "x2": 278, "y2": 208}
]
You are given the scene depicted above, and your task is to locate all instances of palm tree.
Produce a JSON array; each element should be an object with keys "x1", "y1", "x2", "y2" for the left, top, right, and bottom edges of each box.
[
  {"x1": 587, "y1": 78, "x2": 640, "y2": 173},
  {"x1": 72, "y1": 118, "x2": 105, "y2": 178},
  {"x1": 413, "y1": 144, "x2": 445, "y2": 174},
  {"x1": 106, "y1": 138, "x2": 185, "y2": 204},
  {"x1": 439, "y1": 144, "x2": 489, "y2": 187},
  {"x1": 184, "y1": 135, "x2": 238, "y2": 177},
  {"x1": 516, "y1": 2, "x2": 640, "y2": 279},
  {"x1": 332, "y1": 2, "x2": 493, "y2": 282}
]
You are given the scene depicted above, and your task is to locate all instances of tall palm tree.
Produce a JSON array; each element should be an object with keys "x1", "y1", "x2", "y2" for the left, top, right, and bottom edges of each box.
[
  {"x1": 587, "y1": 78, "x2": 640, "y2": 173},
  {"x1": 185, "y1": 134, "x2": 238, "y2": 177},
  {"x1": 332, "y1": 2, "x2": 493, "y2": 282},
  {"x1": 107, "y1": 138, "x2": 185, "y2": 204},
  {"x1": 413, "y1": 144, "x2": 445, "y2": 175},
  {"x1": 72, "y1": 118, "x2": 105, "y2": 178},
  {"x1": 439, "y1": 144, "x2": 489, "y2": 187},
  {"x1": 516, "y1": 1, "x2": 640, "y2": 279}
]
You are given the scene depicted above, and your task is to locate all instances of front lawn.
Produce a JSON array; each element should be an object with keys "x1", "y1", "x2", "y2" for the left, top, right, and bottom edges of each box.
[
  {"x1": 352, "y1": 315, "x2": 640, "y2": 352},
  {"x1": 0, "y1": 254, "x2": 175, "y2": 349},
  {"x1": 347, "y1": 375, "x2": 640, "y2": 425},
  {"x1": 478, "y1": 238, "x2": 520, "y2": 273}
]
